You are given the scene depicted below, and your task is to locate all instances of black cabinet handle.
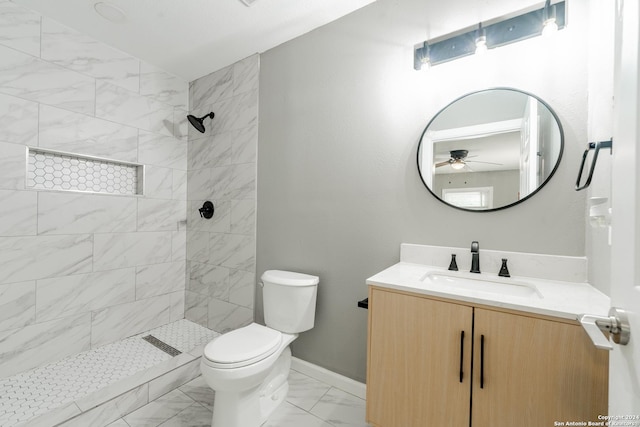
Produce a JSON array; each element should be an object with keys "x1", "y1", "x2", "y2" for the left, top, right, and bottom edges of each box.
[
  {"x1": 459, "y1": 331, "x2": 464, "y2": 382},
  {"x1": 480, "y1": 334, "x2": 485, "y2": 389}
]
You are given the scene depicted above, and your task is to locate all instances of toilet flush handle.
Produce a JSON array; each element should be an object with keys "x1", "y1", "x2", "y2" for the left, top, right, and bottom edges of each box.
[{"x1": 259, "y1": 281, "x2": 264, "y2": 288}]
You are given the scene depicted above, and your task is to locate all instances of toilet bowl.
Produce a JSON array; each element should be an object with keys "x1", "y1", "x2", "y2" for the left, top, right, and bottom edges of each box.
[{"x1": 200, "y1": 270, "x2": 319, "y2": 427}]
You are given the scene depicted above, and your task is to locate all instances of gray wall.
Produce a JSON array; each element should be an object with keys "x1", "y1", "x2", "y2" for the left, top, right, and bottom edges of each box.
[
  {"x1": 185, "y1": 55, "x2": 259, "y2": 333},
  {"x1": 257, "y1": 0, "x2": 591, "y2": 382},
  {"x1": 0, "y1": 3, "x2": 188, "y2": 378}
]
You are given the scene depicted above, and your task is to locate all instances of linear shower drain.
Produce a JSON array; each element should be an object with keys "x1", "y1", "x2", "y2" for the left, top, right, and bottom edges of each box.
[{"x1": 142, "y1": 335, "x2": 182, "y2": 357}]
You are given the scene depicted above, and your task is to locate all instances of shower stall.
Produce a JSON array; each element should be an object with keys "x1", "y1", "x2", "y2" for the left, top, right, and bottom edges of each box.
[{"x1": 0, "y1": 3, "x2": 259, "y2": 424}]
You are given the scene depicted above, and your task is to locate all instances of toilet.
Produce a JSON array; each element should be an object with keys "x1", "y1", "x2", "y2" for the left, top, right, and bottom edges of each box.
[{"x1": 200, "y1": 270, "x2": 319, "y2": 427}]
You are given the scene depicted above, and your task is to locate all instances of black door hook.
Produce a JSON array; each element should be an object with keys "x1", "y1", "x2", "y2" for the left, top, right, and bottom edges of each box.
[{"x1": 575, "y1": 139, "x2": 613, "y2": 191}]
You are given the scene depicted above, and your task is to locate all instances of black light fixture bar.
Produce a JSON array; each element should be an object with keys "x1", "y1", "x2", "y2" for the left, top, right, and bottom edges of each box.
[{"x1": 414, "y1": 1, "x2": 566, "y2": 69}]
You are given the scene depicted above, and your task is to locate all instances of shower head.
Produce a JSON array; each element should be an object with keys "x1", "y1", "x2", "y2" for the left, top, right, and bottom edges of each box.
[{"x1": 187, "y1": 112, "x2": 215, "y2": 133}]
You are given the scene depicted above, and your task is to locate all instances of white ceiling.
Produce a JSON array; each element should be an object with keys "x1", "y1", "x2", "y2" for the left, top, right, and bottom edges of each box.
[{"x1": 12, "y1": 0, "x2": 376, "y2": 82}]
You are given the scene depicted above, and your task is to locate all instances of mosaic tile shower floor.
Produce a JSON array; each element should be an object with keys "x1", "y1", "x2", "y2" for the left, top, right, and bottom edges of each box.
[{"x1": 0, "y1": 320, "x2": 218, "y2": 426}]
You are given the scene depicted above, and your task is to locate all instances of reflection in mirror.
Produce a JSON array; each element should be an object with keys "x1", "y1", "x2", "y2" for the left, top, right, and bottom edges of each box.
[{"x1": 417, "y1": 88, "x2": 563, "y2": 211}]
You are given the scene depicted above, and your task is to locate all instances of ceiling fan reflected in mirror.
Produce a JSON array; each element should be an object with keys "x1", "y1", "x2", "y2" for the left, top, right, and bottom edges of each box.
[{"x1": 435, "y1": 149, "x2": 503, "y2": 171}]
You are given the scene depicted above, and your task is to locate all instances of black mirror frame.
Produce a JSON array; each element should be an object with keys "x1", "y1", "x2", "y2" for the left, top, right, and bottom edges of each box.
[{"x1": 416, "y1": 87, "x2": 565, "y2": 213}]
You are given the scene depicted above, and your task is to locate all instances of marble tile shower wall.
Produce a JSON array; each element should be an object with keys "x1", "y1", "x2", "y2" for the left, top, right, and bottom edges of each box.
[
  {"x1": 0, "y1": 1, "x2": 189, "y2": 378},
  {"x1": 185, "y1": 55, "x2": 259, "y2": 333}
]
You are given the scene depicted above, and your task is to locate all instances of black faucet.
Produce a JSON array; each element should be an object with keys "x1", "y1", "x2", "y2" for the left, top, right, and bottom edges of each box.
[{"x1": 470, "y1": 241, "x2": 480, "y2": 273}]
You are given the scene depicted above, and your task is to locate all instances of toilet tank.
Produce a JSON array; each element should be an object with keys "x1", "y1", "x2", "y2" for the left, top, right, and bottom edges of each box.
[{"x1": 261, "y1": 270, "x2": 319, "y2": 334}]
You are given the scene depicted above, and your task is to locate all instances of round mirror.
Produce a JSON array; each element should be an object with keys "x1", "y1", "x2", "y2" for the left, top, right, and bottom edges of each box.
[{"x1": 417, "y1": 88, "x2": 563, "y2": 212}]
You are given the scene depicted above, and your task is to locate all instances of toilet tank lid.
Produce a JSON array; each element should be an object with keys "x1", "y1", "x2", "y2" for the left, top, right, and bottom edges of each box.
[{"x1": 261, "y1": 270, "x2": 319, "y2": 287}]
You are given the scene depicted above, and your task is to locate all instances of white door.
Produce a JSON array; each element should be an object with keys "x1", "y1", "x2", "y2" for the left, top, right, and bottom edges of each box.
[
  {"x1": 519, "y1": 98, "x2": 539, "y2": 198},
  {"x1": 609, "y1": 0, "x2": 640, "y2": 413}
]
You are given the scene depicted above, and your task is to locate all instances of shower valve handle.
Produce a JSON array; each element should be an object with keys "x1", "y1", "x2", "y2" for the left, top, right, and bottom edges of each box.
[{"x1": 199, "y1": 201, "x2": 214, "y2": 219}]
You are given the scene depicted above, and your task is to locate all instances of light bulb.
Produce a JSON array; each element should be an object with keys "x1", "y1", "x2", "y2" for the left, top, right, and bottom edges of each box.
[
  {"x1": 475, "y1": 36, "x2": 488, "y2": 55},
  {"x1": 475, "y1": 23, "x2": 488, "y2": 56},
  {"x1": 413, "y1": 41, "x2": 429, "y2": 71},
  {"x1": 420, "y1": 56, "x2": 431, "y2": 71},
  {"x1": 542, "y1": 18, "x2": 558, "y2": 36},
  {"x1": 451, "y1": 160, "x2": 466, "y2": 170},
  {"x1": 542, "y1": 1, "x2": 558, "y2": 37},
  {"x1": 420, "y1": 42, "x2": 431, "y2": 70}
]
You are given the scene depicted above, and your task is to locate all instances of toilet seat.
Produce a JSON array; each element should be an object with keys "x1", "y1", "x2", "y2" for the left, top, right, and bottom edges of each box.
[{"x1": 203, "y1": 323, "x2": 282, "y2": 369}]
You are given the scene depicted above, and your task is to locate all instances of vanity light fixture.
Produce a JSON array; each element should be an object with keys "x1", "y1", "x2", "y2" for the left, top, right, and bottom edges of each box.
[{"x1": 413, "y1": 1, "x2": 566, "y2": 70}]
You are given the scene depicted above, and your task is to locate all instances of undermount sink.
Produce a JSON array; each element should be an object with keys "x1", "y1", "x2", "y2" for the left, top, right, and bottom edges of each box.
[{"x1": 422, "y1": 271, "x2": 542, "y2": 299}]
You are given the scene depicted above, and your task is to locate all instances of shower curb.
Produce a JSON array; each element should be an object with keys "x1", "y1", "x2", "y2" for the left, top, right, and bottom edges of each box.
[
  {"x1": 20, "y1": 352, "x2": 202, "y2": 427},
  {"x1": 5, "y1": 321, "x2": 215, "y2": 427}
]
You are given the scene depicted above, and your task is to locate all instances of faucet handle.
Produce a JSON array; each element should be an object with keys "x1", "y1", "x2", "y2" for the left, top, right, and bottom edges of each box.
[
  {"x1": 448, "y1": 254, "x2": 458, "y2": 271},
  {"x1": 498, "y1": 258, "x2": 510, "y2": 277},
  {"x1": 471, "y1": 241, "x2": 479, "y2": 252}
]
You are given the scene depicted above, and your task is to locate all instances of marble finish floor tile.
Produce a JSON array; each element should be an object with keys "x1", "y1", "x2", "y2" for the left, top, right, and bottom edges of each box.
[
  {"x1": 158, "y1": 403, "x2": 212, "y2": 427},
  {"x1": 263, "y1": 401, "x2": 332, "y2": 427},
  {"x1": 106, "y1": 419, "x2": 131, "y2": 427},
  {"x1": 286, "y1": 369, "x2": 332, "y2": 411},
  {"x1": 124, "y1": 389, "x2": 195, "y2": 427},
  {"x1": 309, "y1": 387, "x2": 370, "y2": 427},
  {"x1": 109, "y1": 369, "x2": 369, "y2": 427},
  {"x1": 178, "y1": 376, "x2": 215, "y2": 411}
]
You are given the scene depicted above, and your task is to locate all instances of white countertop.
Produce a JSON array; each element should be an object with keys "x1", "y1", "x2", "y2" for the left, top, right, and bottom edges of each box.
[{"x1": 366, "y1": 262, "x2": 610, "y2": 321}]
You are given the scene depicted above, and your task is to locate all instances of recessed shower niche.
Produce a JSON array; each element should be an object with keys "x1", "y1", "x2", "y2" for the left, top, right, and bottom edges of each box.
[{"x1": 26, "y1": 148, "x2": 145, "y2": 195}]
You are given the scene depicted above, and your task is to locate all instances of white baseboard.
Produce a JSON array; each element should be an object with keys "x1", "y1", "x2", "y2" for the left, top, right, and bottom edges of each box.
[{"x1": 291, "y1": 357, "x2": 366, "y2": 400}]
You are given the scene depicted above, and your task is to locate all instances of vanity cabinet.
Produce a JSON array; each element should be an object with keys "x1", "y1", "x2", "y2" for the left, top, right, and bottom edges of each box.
[
  {"x1": 366, "y1": 287, "x2": 473, "y2": 426},
  {"x1": 366, "y1": 287, "x2": 608, "y2": 427}
]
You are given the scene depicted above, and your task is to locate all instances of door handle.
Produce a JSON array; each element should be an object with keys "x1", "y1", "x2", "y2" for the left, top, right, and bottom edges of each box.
[{"x1": 579, "y1": 307, "x2": 630, "y2": 350}]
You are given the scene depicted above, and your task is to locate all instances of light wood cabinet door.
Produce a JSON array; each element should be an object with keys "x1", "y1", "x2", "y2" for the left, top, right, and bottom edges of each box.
[
  {"x1": 472, "y1": 308, "x2": 609, "y2": 427},
  {"x1": 366, "y1": 288, "x2": 473, "y2": 427}
]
